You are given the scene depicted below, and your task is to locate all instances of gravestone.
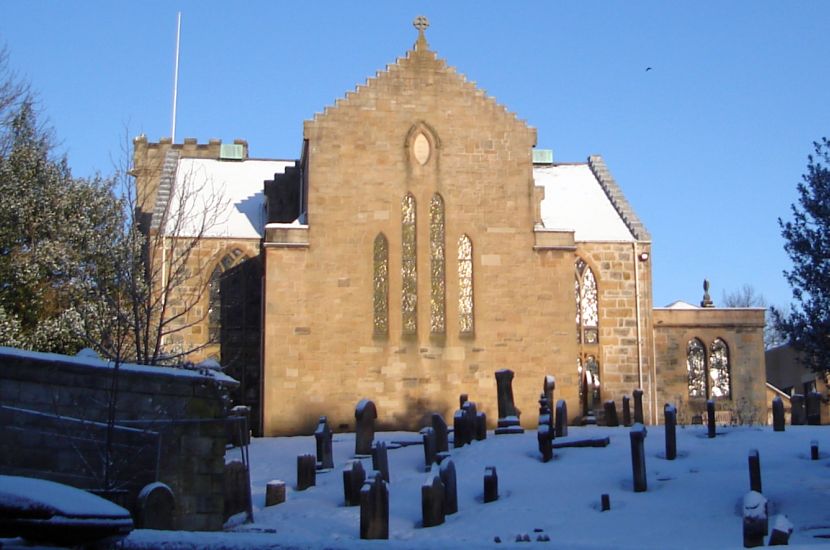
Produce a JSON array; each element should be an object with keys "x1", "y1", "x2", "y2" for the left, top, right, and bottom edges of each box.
[
  {"x1": 454, "y1": 410, "x2": 469, "y2": 448},
  {"x1": 742, "y1": 491, "x2": 768, "y2": 548},
  {"x1": 223, "y1": 460, "x2": 251, "y2": 523},
  {"x1": 601, "y1": 493, "x2": 610, "y2": 512},
  {"x1": 807, "y1": 391, "x2": 822, "y2": 425},
  {"x1": 432, "y1": 413, "x2": 449, "y2": 453},
  {"x1": 421, "y1": 427, "x2": 437, "y2": 469},
  {"x1": 462, "y1": 401, "x2": 478, "y2": 433},
  {"x1": 439, "y1": 458, "x2": 458, "y2": 515},
  {"x1": 630, "y1": 423, "x2": 647, "y2": 492},
  {"x1": 372, "y1": 441, "x2": 390, "y2": 483},
  {"x1": 459, "y1": 394, "x2": 468, "y2": 408},
  {"x1": 484, "y1": 466, "x2": 499, "y2": 503},
  {"x1": 768, "y1": 514, "x2": 793, "y2": 546},
  {"x1": 435, "y1": 451, "x2": 451, "y2": 465},
  {"x1": 633, "y1": 389, "x2": 644, "y2": 424},
  {"x1": 538, "y1": 393, "x2": 554, "y2": 432},
  {"x1": 555, "y1": 399, "x2": 568, "y2": 437},
  {"x1": 748, "y1": 449, "x2": 762, "y2": 493},
  {"x1": 811, "y1": 440, "x2": 819, "y2": 461},
  {"x1": 495, "y1": 369, "x2": 524, "y2": 434},
  {"x1": 664, "y1": 404, "x2": 677, "y2": 460},
  {"x1": 790, "y1": 394, "x2": 806, "y2": 425},
  {"x1": 771, "y1": 397, "x2": 785, "y2": 432},
  {"x1": 707, "y1": 400, "x2": 717, "y2": 438},
  {"x1": 265, "y1": 480, "x2": 286, "y2": 507},
  {"x1": 543, "y1": 375, "x2": 556, "y2": 411},
  {"x1": 475, "y1": 411, "x2": 487, "y2": 440},
  {"x1": 343, "y1": 460, "x2": 365, "y2": 506},
  {"x1": 355, "y1": 399, "x2": 377, "y2": 456},
  {"x1": 421, "y1": 474, "x2": 445, "y2": 528},
  {"x1": 135, "y1": 482, "x2": 175, "y2": 530},
  {"x1": 360, "y1": 472, "x2": 389, "y2": 540},
  {"x1": 314, "y1": 416, "x2": 334, "y2": 470},
  {"x1": 604, "y1": 400, "x2": 619, "y2": 427},
  {"x1": 538, "y1": 424, "x2": 553, "y2": 462},
  {"x1": 622, "y1": 396, "x2": 632, "y2": 427},
  {"x1": 297, "y1": 454, "x2": 316, "y2": 490}
]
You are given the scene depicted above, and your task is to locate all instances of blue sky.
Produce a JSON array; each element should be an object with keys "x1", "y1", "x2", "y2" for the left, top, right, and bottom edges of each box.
[{"x1": 1, "y1": 1, "x2": 828, "y2": 309}]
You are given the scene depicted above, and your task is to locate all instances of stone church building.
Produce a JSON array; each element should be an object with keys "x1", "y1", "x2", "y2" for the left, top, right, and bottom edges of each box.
[{"x1": 133, "y1": 19, "x2": 766, "y2": 436}]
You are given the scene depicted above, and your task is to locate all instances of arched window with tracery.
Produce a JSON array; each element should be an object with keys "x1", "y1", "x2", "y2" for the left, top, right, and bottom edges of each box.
[
  {"x1": 575, "y1": 259, "x2": 599, "y2": 344},
  {"x1": 458, "y1": 234, "x2": 474, "y2": 335},
  {"x1": 401, "y1": 193, "x2": 417, "y2": 335},
  {"x1": 208, "y1": 247, "x2": 247, "y2": 341},
  {"x1": 709, "y1": 338, "x2": 731, "y2": 399},
  {"x1": 373, "y1": 233, "x2": 389, "y2": 336},
  {"x1": 430, "y1": 194, "x2": 445, "y2": 334},
  {"x1": 687, "y1": 338, "x2": 707, "y2": 398}
]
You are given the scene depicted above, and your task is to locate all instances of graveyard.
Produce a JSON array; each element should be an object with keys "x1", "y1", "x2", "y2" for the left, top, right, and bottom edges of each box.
[{"x1": 120, "y1": 416, "x2": 830, "y2": 549}]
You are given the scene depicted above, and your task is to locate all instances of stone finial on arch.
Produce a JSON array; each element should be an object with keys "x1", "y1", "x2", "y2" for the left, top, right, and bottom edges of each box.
[{"x1": 404, "y1": 121, "x2": 441, "y2": 167}]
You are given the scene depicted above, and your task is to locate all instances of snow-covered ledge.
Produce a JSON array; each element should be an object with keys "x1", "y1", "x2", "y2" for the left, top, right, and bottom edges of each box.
[
  {"x1": 533, "y1": 226, "x2": 575, "y2": 251},
  {"x1": 264, "y1": 222, "x2": 309, "y2": 248}
]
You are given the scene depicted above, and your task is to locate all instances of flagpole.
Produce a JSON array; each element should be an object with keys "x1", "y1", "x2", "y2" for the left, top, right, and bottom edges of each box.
[{"x1": 171, "y1": 12, "x2": 181, "y2": 142}]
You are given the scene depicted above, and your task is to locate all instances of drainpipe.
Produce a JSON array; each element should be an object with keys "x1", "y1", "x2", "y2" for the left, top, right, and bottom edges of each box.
[{"x1": 632, "y1": 242, "x2": 644, "y2": 419}]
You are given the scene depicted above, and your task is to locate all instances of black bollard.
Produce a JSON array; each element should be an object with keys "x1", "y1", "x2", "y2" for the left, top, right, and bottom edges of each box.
[
  {"x1": 748, "y1": 449, "x2": 762, "y2": 493},
  {"x1": 622, "y1": 395, "x2": 632, "y2": 427},
  {"x1": 601, "y1": 494, "x2": 610, "y2": 511},
  {"x1": 484, "y1": 466, "x2": 499, "y2": 503},
  {"x1": 630, "y1": 424, "x2": 647, "y2": 492},
  {"x1": 811, "y1": 440, "x2": 819, "y2": 461},
  {"x1": 664, "y1": 403, "x2": 677, "y2": 460},
  {"x1": 707, "y1": 400, "x2": 716, "y2": 438},
  {"x1": 771, "y1": 397, "x2": 785, "y2": 432},
  {"x1": 633, "y1": 389, "x2": 644, "y2": 424}
]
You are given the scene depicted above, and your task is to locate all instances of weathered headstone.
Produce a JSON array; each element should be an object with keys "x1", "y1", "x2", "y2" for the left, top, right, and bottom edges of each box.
[
  {"x1": 604, "y1": 400, "x2": 619, "y2": 427},
  {"x1": 707, "y1": 399, "x2": 716, "y2": 438},
  {"x1": 355, "y1": 399, "x2": 377, "y2": 456},
  {"x1": 439, "y1": 458, "x2": 458, "y2": 515},
  {"x1": 622, "y1": 395, "x2": 632, "y2": 427},
  {"x1": 343, "y1": 460, "x2": 365, "y2": 506},
  {"x1": 601, "y1": 493, "x2": 610, "y2": 512},
  {"x1": 297, "y1": 454, "x2": 316, "y2": 491},
  {"x1": 372, "y1": 441, "x2": 390, "y2": 483},
  {"x1": 807, "y1": 391, "x2": 822, "y2": 425},
  {"x1": 360, "y1": 472, "x2": 389, "y2": 540},
  {"x1": 742, "y1": 491, "x2": 768, "y2": 548},
  {"x1": 314, "y1": 416, "x2": 334, "y2": 470},
  {"x1": 421, "y1": 473, "x2": 445, "y2": 528},
  {"x1": 555, "y1": 399, "x2": 568, "y2": 437},
  {"x1": 768, "y1": 514, "x2": 793, "y2": 546},
  {"x1": 432, "y1": 413, "x2": 449, "y2": 453},
  {"x1": 543, "y1": 375, "x2": 556, "y2": 412},
  {"x1": 811, "y1": 439, "x2": 819, "y2": 461},
  {"x1": 630, "y1": 423, "x2": 647, "y2": 492},
  {"x1": 484, "y1": 466, "x2": 499, "y2": 503},
  {"x1": 495, "y1": 369, "x2": 524, "y2": 434},
  {"x1": 748, "y1": 449, "x2": 762, "y2": 493},
  {"x1": 462, "y1": 400, "x2": 478, "y2": 436},
  {"x1": 265, "y1": 480, "x2": 286, "y2": 507},
  {"x1": 791, "y1": 394, "x2": 806, "y2": 425},
  {"x1": 476, "y1": 411, "x2": 488, "y2": 441},
  {"x1": 771, "y1": 397, "x2": 785, "y2": 432},
  {"x1": 223, "y1": 460, "x2": 251, "y2": 522},
  {"x1": 421, "y1": 427, "x2": 437, "y2": 469},
  {"x1": 664, "y1": 403, "x2": 677, "y2": 460},
  {"x1": 454, "y1": 410, "x2": 469, "y2": 448},
  {"x1": 135, "y1": 482, "x2": 175, "y2": 530},
  {"x1": 459, "y1": 394, "x2": 468, "y2": 408},
  {"x1": 633, "y1": 389, "x2": 644, "y2": 424},
  {"x1": 538, "y1": 394, "x2": 554, "y2": 432}
]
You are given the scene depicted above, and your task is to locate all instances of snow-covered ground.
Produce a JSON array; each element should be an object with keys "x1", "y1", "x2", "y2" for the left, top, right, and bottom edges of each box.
[{"x1": 122, "y1": 424, "x2": 830, "y2": 549}]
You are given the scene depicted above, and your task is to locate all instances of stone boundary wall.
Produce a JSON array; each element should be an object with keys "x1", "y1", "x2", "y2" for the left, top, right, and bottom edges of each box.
[{"x1": 0, "y1": 347, "x2": 238, "y2": 531}]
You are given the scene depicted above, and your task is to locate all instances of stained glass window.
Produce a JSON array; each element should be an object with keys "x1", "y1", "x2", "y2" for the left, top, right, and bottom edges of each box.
[
  {"x1": 575, "y1": 259, "x2": 599, "y2": 344},
  {"x1": 430, "y1": 195, "x2": 445, "y2": 334},
  {"x1": 709, "y1": 338, "x2": 731, "y2": 399},
  {"x1": 458, "y1": 234, "x2": 474, "y2": 334},
  {"x1": 687, "y1": 338, "x2": 707, "y2": 398},
  {"x1": 401, "y1": 193, "x2": 417, "y2": 335},
  {"x1": 208, "y1": 248, "x2": 246, "y2": 341},
  {"x1": 373, "y1": 233, "x2": 389, "y2": 336}
]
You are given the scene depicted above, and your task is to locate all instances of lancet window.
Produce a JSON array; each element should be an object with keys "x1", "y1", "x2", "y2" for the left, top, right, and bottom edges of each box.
[
  {"x1": 458, "y1": 234, "x2": 474, "y2": 335},
  {"x1": 575, "y1": 259, "x2": 599, "y2": 344},
  {"x1": 709, "y1": 338, "x2": 731, "y2": 399},
  {"x1": 686, "y1": 337, "x2": 731, "y2": 399},
  {"x1": 401, "y1": 193, "x2": 417, "y2": 335},
  {"x1": 430, "y1": 194, "x2": 446, "y2": 334},
  {"x1": 373, "y1": 233, "x2": 389, "y2": 336},
  {"x1": 687, "y1": 338, "x2": 707, "y2": 398},
  {"x1": 208, "y1": 247, "x2": 247, "y2": 341}
]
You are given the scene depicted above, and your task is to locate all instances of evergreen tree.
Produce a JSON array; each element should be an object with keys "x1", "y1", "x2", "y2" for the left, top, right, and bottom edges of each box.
[
  {"x1": 774, "y1": 138, "x2": 830, "y2": 371},
  {"x1": 0, "y1": 101, "x2": 124, "y2": 354}
]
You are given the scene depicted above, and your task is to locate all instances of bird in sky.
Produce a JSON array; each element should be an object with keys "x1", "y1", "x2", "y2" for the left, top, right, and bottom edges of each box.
[{"x1": 645, "y1": 67, "x2": 653, "y2": 72}]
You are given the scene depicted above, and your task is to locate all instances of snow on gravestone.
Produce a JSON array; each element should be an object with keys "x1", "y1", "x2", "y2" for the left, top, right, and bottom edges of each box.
[
  {"x1": 136, "y1": 481, "x2": 175, "y2": 530},
  {"x1": 742, "y1": 490, "x2": 768, "y2": 548},
  {"x1": 630, "y1": 423, "x2": 647, "y2": 492}
]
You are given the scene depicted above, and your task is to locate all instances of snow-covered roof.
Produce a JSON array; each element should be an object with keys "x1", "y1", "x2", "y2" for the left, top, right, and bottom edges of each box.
[
  {"x1": 165, "y1": 158, "x2": 294, "y2": 239},
  {"x1": 535, "y1": 159, "x2": 647, "y2": 242},
  {"x1": 661, "y1": 300, "x2": 700, "y2": 309}
]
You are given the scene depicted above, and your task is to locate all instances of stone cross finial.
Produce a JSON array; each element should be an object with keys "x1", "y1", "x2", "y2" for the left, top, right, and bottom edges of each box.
[
  {"x1": 413, "y1": 15, "x2": 429, "y2": 50},
  {"x1": 413, "y1": 15, "x2": 429, "y2": 32}
]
